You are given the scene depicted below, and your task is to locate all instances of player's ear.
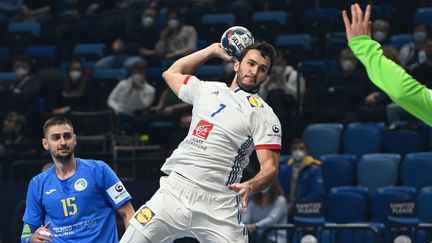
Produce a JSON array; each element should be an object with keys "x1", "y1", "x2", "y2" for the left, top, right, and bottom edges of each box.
[
  {"x1": 42, "y1": 138, "x2": 49, "y2": 150},
  {"x1": 233, "y1": 60, "x2": 240, "y2": 72},
  {"x1": 74, "y1": 134, "x2": 77, "y2": 146}
]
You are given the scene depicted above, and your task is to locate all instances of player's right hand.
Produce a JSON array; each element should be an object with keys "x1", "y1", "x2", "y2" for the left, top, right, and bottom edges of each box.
[
  {"x1": 210, "y1": 43, "x2": 236, "y2": 62},
  {"x1": 30, "y1": 223, "x2": 53, "y2": 243}
]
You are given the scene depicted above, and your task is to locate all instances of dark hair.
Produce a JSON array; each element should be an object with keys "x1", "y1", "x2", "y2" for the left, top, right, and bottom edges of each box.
[
  {"x1": 5, "y1": 111, "x2": 26, "y2": 128},
  {"x1": 238, "y1": 42, "x2": 276, "y2": 73},
  {"x1": 290, "y1": 138, "x2": 307, "y2": 150},
  {"x1": 43, "y1": 116, "x2": 74, "y2": 136},
  {"x1": 253, "y1": 182, "x2": 285, "y2": 205}
]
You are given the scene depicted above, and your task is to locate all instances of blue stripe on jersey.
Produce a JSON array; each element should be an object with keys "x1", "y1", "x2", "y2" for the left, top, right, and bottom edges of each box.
[
  {"x1": 226, "y1": 137, "x2": 253, "y2": 186},
  {"x1": 234, "y1": 87, "x2": 241, "y2": 93}
]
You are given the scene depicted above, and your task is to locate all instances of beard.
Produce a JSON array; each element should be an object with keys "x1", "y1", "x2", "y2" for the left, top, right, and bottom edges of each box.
[
  {"x1": 52, "y1": 148, "x2": 74, "y2": 162},
  {"x1": 235, "y1": 70, "x2": 259, "y2": 93}
]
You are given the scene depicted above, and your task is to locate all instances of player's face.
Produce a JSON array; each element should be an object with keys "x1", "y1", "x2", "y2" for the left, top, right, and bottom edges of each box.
[
  {"x1": 234, "y1": 49, "x2": 270, "y2": 92},
  {"x1": 42, "y1": 124, "x2": 76, "y2": 161}
]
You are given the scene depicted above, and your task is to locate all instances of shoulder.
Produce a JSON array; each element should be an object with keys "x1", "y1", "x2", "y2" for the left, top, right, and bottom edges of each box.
[
  {"x1": 29, "y1": 167, "x2": 55, "y2": 188},
  {"x1": 77, "y1": 158, "x2": 110, "y2": 171},
  {"x1": 183, "y1": 25, "x2": 197, "y2": 33}
]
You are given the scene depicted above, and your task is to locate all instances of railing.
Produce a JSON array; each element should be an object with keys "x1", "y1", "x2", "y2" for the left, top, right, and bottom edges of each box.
[{"x1": 261, "y1": 223, "x2": 382, "y2": 243}]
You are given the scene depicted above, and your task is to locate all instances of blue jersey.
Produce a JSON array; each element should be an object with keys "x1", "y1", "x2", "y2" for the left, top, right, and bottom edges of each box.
[{"x1": 22, "y1": 158, "x2": 131, "y2": 242}]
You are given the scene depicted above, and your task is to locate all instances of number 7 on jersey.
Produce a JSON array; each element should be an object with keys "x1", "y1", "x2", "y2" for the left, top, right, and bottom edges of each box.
[{"x1": 211, "y1": 103, "x2": 226, "y2": 117}]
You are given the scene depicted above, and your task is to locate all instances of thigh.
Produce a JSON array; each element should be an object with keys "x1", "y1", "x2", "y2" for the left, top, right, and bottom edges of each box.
[
  {"x1": 128, "y1": 178, "x2": 190, "y2": 242},
  {"x1": 191, "y1": 194, "x2": 248, "y2": 243},
  {"x1": 120, "y1": 225, "x2": 152, "y2": 243}
]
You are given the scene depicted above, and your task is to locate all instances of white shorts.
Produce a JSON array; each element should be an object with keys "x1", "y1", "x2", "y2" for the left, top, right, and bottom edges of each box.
[{"x1": 128, "y1": 172, "x2": 249, "y2": 243}]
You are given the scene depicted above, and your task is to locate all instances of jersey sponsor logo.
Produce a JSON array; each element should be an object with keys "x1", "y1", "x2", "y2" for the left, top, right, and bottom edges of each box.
[
  {"x1": 74, "y1": 178, "x2": 88, "y2": 191},
  {"x1": 211, "y1": 90, "x2": 219, "y2": 96},
  {"x1": 45, "y1": 189, "x2": 56, "y2": 195},
  {"x1": 272, "y1": 125, "x2": 280, "y2": 133},
  {"x1": 107, "y1": 181, "x2": 130, "y2": 204},
  {"x1": 247, "y1": 96, "x2": 263, "y2": 108},
  {"x1": 193, "y1": 120, "x2": 214, "y2": 140},
  {"x1": 135, "y1": 206, "x2": 155, "y2": 226}
]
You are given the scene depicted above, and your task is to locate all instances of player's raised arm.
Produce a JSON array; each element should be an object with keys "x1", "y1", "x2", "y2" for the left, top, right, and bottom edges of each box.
[
  {"x1": 343, "y1": 3, "x2": 432, "y2": 125},
  {"x1": 162, "y1": 43, "x2": 234, "y2": 96}
]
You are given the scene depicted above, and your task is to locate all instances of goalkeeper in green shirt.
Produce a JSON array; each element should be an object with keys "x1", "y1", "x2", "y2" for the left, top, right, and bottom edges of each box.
[{"x1": 343, "y1": 3, "x2": 432, "y2": 126}]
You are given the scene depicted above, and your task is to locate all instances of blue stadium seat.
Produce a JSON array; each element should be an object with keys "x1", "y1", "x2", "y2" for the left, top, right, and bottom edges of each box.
[
  {"x1": 25, "y1": 45, "x2": 57, "y2": 69},
  {"x1": 73, "y1": 43, "x2": 106, "y2": 62},
  {"x1": 302, "y1": 123, "x2": 343, "y2": 157},
  {"x1": 251, "y1": 11, "x2": 290, "y2": 41},
  {"x1": 0, "y1": 47, "x2": 11, "y2": 65},
  {"x1": 418, "y1": 187, "x2": 432, "y2": 223},
  {"x1": 0, "y1": 72, "x2": 17, "y2": 84},
  {"x1": 92, "y1": 68, "x2": 127, "y2": 108},
  {"x1": 357, "y1": 153, "x2": 401, "y2": 193},
  {"x1": 371, "y1": 186, "x2": 417, "y2": 224},
  {"x1": 200, "y1": 13, "x2": 236, "y2": 42},
  {"x1": 6, "y1": 22, "x2": 40, "y2": 47},
  {"x1": 145, "y1": 67, "x2": 164, "y2": 81},
  {"x1": 279, "y1": 155, "x2": 290, "y2": 165},
  {"x1": 413, "y1": 7, "x2": 432, "y2": 30},
  {"x1": 274, "y1": 34, "x2": 312, "y2": 64},
  {"x1": 320, "y1": 154, "x2": 357, "y2": 191},
  {"x1": 389, "y1": 34, "x2": 413, "y2": 51},
  {"x1": 324, "y1": 32, "x2": 347, "y2": 59},
  {"x1": 343, "y1": 122, "x2": 385, "y2": 157},
  {"x1": 302, "y1": 8, "x2": 342, "y2": 39},
  {"x1": 326, "y1": 186, "x2": 369, "y2": 223},
  {"x1": 400, "y1": 152, "x2": 432, "y2": 191},
  {"x1": 382, "y1": 130, "x2": 422, "y2": 157}
]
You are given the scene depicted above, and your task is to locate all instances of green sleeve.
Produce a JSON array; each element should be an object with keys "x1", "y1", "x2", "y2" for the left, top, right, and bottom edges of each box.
[{"x1": 348, "y1": 35, "x2": 432, "y2": 126}]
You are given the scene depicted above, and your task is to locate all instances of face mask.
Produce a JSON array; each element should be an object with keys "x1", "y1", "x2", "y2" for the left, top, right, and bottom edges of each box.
[
  {"x1": 341, "y1": 60, "x2": 356, "y2": 72},
  {"x1": 291, "y1": 149, "x2": 305, "y2": 162},
  {"x1": 69, "y1": 70, "x2": 82, "y2": 81},
  {"x1": 167, "y1": 19, "x2": 179, "y2": 29},
  {"x1": 142, "y1": 16, "x2": 154, "y2": 28},
  {"x1": 373, "y1": 31, "x2": 387, "y2": 42},
  {"x1": 131, "y1": 73, "x2": 144, "y2": 83},
  {"x1": 414, "y1": 31, "x2": 427, "y2": 44},
  {"x1": 15, "y1": 67, "x2": 29, "y2": 78}
]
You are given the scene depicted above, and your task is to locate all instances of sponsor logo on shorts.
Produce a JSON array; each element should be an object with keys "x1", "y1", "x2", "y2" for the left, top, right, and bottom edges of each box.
[
  {"x1": 272, "y1": 125, "x2": 280, "y2": 133},
  {"x1": 135, "y1": 206, "x2": 155, "y2": 226},
  {"x1": 193, "y1": 120, "x2": 214, "y2": 140},
  {"x1": 247, "y1": 96, "x2": 263, "y2": 108},
  {"x1": 74, "y1": 178, "x2": 87, "y2": 191}
]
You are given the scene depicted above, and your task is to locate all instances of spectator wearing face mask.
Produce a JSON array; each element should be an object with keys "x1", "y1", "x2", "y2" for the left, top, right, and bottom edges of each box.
[
  {"x1": 400, "y1": 23, "x2": 429, "y2": 70},
  {"x1": 243, "y1": 182, "x2": 288, "y2": 243},
  {"x1": 152, "y1": 8, "x2": 197, "y2": 61},
  {"x1": 279, "y1": 139, "x2": 324, "y2": 218},
  {"x1": 51, "y1": 59, "x2": 92, "y2": 115},
  {"x1": 7, "y1": 55, "x2": 41, "y2": 115},
  {"x1": 107, "y1": 61, "x2": 156, "y2": 133},
  {"x1": 371, "y1": 19, "x2": 390, "y2": 45},
  {"x1": 315, "y1": 48, "x2": 369, "y2": 123},
  {"x1": 94, "y1": 3, "x2": 160, "y2": 69}
]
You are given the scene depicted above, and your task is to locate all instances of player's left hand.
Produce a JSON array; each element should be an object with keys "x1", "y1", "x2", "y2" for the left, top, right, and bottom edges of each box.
[
  {"x1": 342, "y1": 3, "x2": 372, "y2": 41},
  {"x1": 228, "y1": 182, "x2": 252, "y2": 214}
]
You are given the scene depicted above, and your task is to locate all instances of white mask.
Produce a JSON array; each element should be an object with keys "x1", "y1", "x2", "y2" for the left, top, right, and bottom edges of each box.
[
  {"x1": 167, "y1": 19, "x2": 179, "y2": 29},
  {"x1": 69, "y1": 70, "x2": 82, "y2": 81},
  {"x1": 373, "y1": 31, "x2": 387, "y2": 42},
  {"x1": 341, "y1": 60, "x2": 356, "y2": 72},
  {"x1": 142, "y1": 16, "x2": 154, "y2": 28},
  {"x1": 15, "y1": 67, "x2": 29, "y2": 78},
  {"x1": 131, "y1": 73, "x2": 144, "y2": 83},
  {"x1": 413, "y1": 31, "x2": 427, "y2": 44},
  {"x1": 292, "y1": 149, "x2": 305, "y2": 162}
]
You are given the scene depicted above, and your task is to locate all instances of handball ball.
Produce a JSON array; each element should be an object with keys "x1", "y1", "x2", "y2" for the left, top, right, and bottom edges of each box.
[{"x1": 220, "y1": 26, "x2": 255, "y2": 59}]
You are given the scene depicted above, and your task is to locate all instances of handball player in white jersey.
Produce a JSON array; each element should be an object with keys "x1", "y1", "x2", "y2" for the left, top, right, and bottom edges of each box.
[{"x1": 120, "y1": 42, "x2": 282, "y2": 243}]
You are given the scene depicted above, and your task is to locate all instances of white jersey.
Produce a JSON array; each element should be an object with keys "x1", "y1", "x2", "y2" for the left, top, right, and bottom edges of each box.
[{"x1": 161, "y1": 75, "x2": 282, "y2": 191}]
